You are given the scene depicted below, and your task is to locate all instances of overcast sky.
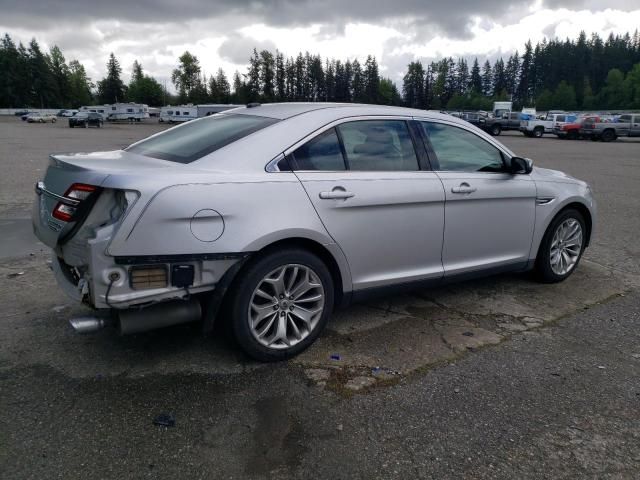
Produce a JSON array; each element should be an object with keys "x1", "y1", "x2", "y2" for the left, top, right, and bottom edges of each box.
[{"x1": 1, "y1": 0, "x2": 639, "y2": 89}]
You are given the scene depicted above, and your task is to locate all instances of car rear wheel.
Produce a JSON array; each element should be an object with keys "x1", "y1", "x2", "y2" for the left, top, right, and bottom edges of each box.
[
  {"x1": 533, "y1": 127, "x2": 544, "y2": 138},
  {"x1": 535, "y1": 209, "x2": 586, "y2": 283},
  {"x1": 490, "y1": 124, "x2": 501, "y2": 136},
  {"x1": 227, "y1": 248, "x2": 334, "y2": 361}
]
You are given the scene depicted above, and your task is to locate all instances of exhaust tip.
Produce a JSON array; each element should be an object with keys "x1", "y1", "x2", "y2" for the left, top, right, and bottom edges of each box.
[{"x1": 69, "y1": 316, "x2": 106, "y2": 334}]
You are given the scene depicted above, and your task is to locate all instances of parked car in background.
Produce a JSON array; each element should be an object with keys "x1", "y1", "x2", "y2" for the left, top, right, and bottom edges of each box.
[
  {"x1": 27, "y1": 113, "x2": 57, "y2": 123},
  {"x1": 15, "y1": 109, "x2": 31, "y2": 117},
  {"x1": 580, "y1": 114, "x2": 640, "y2": 141},
  {"x1": 553, "y1": 115, "x2": 600, "y2": 139},
  {"x1": 21, "y1": 111, "x2": 37, "y2": 121},
  {"x1": 483, "y1": 111, "x2": 523, "y2": 136},
  {"x1": 60, "y1": 109, "x2": 79, "y2": 117},
  {"x1": 461, "y1": 111, "x2": 488, "y2": 129},
  {"x1": 520, "y1": 112, "x2": 577, "y2": 137},
  {"x1": 68, "y1": 112, "x2": 104, "y2": 128},
  {"x1": 33, "y1": 103, "x2": 596, "y2": 361}
]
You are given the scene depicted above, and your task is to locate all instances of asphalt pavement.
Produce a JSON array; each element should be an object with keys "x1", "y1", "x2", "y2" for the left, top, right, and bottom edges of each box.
[{"x1": 0, "y1": 117, "x2": 639, "y2": 479}]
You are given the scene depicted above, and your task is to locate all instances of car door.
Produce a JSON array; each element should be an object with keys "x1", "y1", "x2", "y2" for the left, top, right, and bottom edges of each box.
[
  {"x1": 418, "y1": 120, "x2": 536, "y2": 276},
  {"x1": 290, "y1": 118, "x2": 445, "y2": 290}
]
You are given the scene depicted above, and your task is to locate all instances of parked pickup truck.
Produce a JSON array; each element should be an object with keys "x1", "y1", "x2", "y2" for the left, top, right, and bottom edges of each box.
[
  {"x1": 579, "y1": 114, "x2": 640, "y2": 142},
  {"x1": 482, "y1": 111, "x2": 523, "y2": 136},
  {"x1": 553, "y1": 115, "x2": 600, "y2": 140},
  {"x1": 520, "y1": 112, "x2": 577, "y2": 138}
]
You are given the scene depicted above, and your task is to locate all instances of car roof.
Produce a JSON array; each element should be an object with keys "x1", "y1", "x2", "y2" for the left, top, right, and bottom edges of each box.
[{"x1": 228, "y1": 102, "x2": 461, "y2": 124}]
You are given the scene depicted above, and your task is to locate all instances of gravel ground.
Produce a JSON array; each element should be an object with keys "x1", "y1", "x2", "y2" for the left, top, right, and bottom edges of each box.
[{"x1": 0, "y1": 115, "x2": 639, "y2": 479}]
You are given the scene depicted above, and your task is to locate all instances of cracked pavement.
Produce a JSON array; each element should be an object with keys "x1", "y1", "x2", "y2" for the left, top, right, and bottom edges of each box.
[{"x1": 1, "y1": 118, "x2": 639, "y2": 479}]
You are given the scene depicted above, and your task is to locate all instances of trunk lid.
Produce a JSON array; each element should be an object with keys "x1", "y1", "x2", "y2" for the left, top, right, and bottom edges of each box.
[{"x1": 32, "y1": 150, "x2": 171, "y2": 248}]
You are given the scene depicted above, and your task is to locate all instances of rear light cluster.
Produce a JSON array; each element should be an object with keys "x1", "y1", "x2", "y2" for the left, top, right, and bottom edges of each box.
[{"x1": 52, "y1": 183, "x2": 99, "y2": 222}]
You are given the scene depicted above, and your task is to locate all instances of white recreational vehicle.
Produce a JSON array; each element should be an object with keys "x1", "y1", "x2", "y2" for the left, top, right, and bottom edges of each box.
[
  {"x1": 106, "y1": 103, "x2": 149, "y2": 121},
  {"x1": 159, "y1": 104, "x2": 243, "y2": 123},
  {"x1": 79, "y1": 105, "x2": 110, "y2": 119},
  {"x1": 196, "y1": 104, "x2": 242, "y2": 117},
  {"x1": 80, "y1": 103, "x2": 149, "y2": 122},
  {"x1": 159, "y1": 105, "x2": 198, "y2": 123}
]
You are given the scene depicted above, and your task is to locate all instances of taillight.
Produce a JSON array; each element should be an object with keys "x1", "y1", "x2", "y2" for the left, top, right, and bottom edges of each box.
[{"x1": 52, "y1": 183, "x2": 99, "y2": 222}]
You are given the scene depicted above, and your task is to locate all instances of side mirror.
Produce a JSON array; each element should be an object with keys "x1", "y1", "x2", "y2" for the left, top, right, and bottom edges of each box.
[{"x1": 510, "y1": 156, "x2": 533, "y2": 174}]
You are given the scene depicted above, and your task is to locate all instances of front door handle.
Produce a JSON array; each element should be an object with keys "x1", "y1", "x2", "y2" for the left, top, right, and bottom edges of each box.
[
  {"x1": 319, "y1": 187, "x2": 355, "y2": 200},
  {"x1": 451, "y1": 182, "x2": 477, "y2": 194}
]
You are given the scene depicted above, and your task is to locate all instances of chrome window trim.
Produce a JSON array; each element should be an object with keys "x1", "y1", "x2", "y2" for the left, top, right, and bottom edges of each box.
[{"x1": 268, "y1": 115, "x2": 422, "y2": 174}]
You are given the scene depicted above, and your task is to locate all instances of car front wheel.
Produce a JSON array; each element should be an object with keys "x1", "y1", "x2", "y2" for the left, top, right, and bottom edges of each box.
[
  {"x1": 227, "y1": 248, "x2": 334, "y2": 361},
  {"x1": 535, "y1": 209, "x2": 586, "y2": 283}
]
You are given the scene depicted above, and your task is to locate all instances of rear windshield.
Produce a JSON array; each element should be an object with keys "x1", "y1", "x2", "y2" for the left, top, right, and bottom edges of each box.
[{"x1": 126, "y1": 114, "x2": 279, "y2": 163}]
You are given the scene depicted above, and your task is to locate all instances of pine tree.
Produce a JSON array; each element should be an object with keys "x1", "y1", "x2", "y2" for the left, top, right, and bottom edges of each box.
[
  {"x1": 247, "y1": 49, "x2": 261, "y2": 102},
  {"x1": 469, "y1": 58, "x2": 482, "y2": 94},
  {"x1": 481, "y1": 60, "x2": 493, "y2": 97},
  {"x1": 351, "y1": 59, "x2": 364, "y2": 102},
  {"x1": 516, "y1": 41, "x2": 534, "y2": 106},
  {"x1": 402, "y1": 61, "x2": 425, "y2": 108},
  {"x1": 259, "y1": 50, "x2": 275, "y2": 101},
  {"x1": 97, "y1": 52, "x2": 125, "y2": 104},
  {"x1": 363, "y1": 55, "x2": 380, "y2": 103},
  {"x1": 275, "y1": 51, "x2": 285, "y2": 101}
]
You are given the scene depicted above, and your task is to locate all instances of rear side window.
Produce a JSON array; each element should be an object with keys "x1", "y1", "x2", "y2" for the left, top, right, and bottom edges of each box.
[
  {"x1": 127, "y1": 114, "x2": 279, "y2": 163},
  {"x1": 337, "y1": 120, "x2": 419, "y2": 171},
  {"x1": 291, "y1": 128, "x2": 346, "y2": 171}
]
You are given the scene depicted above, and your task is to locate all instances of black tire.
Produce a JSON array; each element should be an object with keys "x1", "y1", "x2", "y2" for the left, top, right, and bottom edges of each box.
[
  {"x1": 97, "y1": 122, "x2": 101, "y2": 128},
  {"x1": 567, "y1": 130, "x2": 577, "y2": 140},
  {"x1": 601, "y1": 129, "x2": 616, "y2": 142},
  {"x1": 84, "y1": 122, "x2": 88, "y2": 128},
  {"x1": 533, "y1": 127, "x2": 544, "y2": 138},
  {"x1": 226, "y1": 248, "x2": 334, "y2": 361},
  {"x1": 69, "y1": 124, "x2": 73, "y2": 128},
  {"x1": 535, "y1": 208, "x2": 587, "y2": 283},
  {"x1": 51, "y1": 118, "x2": 56, "y2": 123},
  {"x1": 490, "y1": 124, "x2": 501, "y2": 136}
]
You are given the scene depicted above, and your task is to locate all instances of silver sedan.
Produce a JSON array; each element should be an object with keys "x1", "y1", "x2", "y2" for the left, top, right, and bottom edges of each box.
[{"x1": 32, "y1": 103, "x2": 596, "y2": 361}]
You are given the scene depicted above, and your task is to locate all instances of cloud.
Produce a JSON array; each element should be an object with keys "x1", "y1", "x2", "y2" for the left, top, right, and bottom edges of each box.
[
  {"x1": 218, "y1": 33, "x2": 277, "y2": 64},
  {"x1": 1, "y1": 0, "x2": 639, "y2": 89}
]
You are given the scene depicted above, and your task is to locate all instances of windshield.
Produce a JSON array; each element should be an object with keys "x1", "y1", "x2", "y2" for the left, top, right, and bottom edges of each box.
[{"x1": 126, "y1": 113, "x2": 279, "y2": 163}]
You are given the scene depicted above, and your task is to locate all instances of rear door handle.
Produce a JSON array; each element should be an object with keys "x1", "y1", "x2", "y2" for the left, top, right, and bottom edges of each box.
[
  {"x1": 319, "y1": 188, "x2": 355, "y2": 200},
  {"x1": 451, "y1": 183, "x2": 476, "y2": 194}
]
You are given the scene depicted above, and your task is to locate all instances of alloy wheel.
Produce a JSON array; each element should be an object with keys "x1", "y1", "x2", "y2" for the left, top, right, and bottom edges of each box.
[
  {"x1": 549, "y1": 218, "x2": 583, "y2": 275},
  {"x1": 248, "y1": 264, "x2": 325, "y2": 349}
]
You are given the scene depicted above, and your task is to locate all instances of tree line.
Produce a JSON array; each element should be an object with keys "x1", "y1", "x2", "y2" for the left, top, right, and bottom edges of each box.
[{"x1": 1, "y1": 30, "x2": 640, "y2": 111}]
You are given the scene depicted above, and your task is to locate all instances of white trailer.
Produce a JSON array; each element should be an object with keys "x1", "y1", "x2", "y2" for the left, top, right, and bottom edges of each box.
[
  {"x1": 79, "y1": 105, "x2": 110, "y2": 119},
  {"x1": 159, "y1": 105, "x2": 198, "y2": 123},
  {"x1": 196, "y1": 104, "x2": 243, "y2": 117},
  {"x1": 105, "y1": 103, "x2": 149, "y2": 122}
]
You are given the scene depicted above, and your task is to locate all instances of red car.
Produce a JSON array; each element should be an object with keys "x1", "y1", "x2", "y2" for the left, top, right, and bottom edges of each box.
[{"x1": 553, "y1": 116, "x2": 600, "y2": 140}]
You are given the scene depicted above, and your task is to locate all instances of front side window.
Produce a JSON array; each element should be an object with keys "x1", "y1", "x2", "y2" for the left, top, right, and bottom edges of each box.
[
  {"x1": 291, "y1": 128, "x2": 346, "y2": 171},
  {"x1": 127, "y1": 114, "x2": 279, "y2": 163},
  {"x1": 337, "y1": 120, "x2": 419, "y2": 171},
  {"x1": 421, "y1": 122, "x2": 505, "y2": 173},
  {"x1": 619, "y1": 115, "x2": 631, "y2": 122}
]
